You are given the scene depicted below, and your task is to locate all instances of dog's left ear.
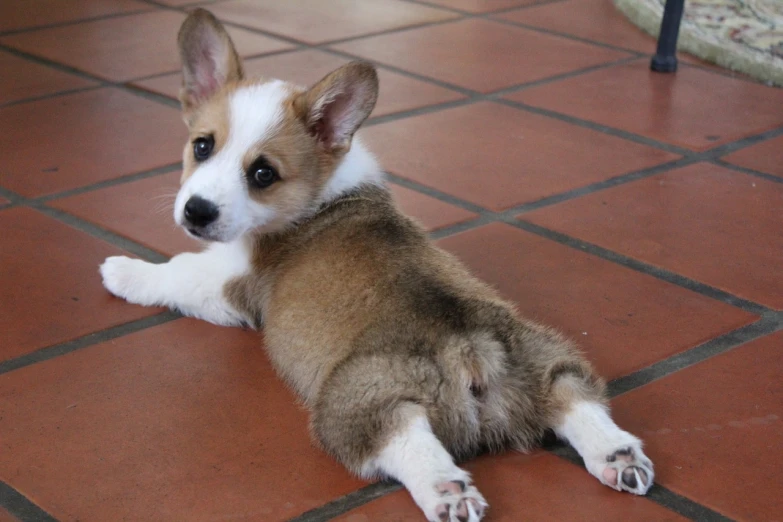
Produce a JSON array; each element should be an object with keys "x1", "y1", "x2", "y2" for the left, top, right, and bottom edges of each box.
[
  {"x1": 178, "y1": 9, "x2": 243, "y2": 115},
  {"x1": 295, "y1": 62, "x2": 379, "y2": 151}
]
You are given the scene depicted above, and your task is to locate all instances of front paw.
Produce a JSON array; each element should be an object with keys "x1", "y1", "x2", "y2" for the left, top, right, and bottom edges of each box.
[{"x1": 100, "y1": 256, "x2": 154, "y2": 304}]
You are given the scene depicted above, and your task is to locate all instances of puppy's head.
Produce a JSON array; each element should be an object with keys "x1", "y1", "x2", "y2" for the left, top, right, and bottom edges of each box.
[{"x1": 174, "y1": 9, "x2": 379, "y2": 242}]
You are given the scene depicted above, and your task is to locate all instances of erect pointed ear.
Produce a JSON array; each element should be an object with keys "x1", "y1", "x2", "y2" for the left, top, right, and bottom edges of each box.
[
  {"x1": 177, "y1": 9, "x2": 244, "y2": 114},
  {"x1": 294, "y1": 62, "x2": 379, "y2": 151}
]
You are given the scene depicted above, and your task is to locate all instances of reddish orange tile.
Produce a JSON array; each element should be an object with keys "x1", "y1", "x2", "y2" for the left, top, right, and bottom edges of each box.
[
  {"x1": 496, "y1": 0, "x2": 656, "y2": 53},
  {"x1": 524, "y1": 163, "x2": 783, "y2": 309},
  {"x1": 333, "y1": 19, "x2": 630, "y2": 92},
  {"x1": 0, "y1": 319, "x2": 366, "y2": 521},
  {"x1": 0, "y1": 88, "x2": 185, "y2": 197},
  {"x1": 156, "y1": 0, "x2": 208, "y2": 5},
  {"x1": 437, "y1": 223, "x2": 755, "y2": 380},
  {"x1": 723, "y1": 135, "x2": 783, "y2": 178},
  {"x1": 336, "y1": 453, "x2": 686, "y2": 521},
  {"x1": 50, "y1": 172, "x2": 200, "y2": 258},
  {"x1": 209, "y1": 0, "x2": 458, "y2": 44},
  {"x1": 0, "y1": 11, "x2": 292, "y2": 82},
  {"x1": 362, "y1": 102, "x2": 678, "y2": 210},
  {"x1": 0, "y1": 0, "x2": 150, "y2": 33},
  {"x1": 0, "y1": 207, "x2": 162, "y2": 361},
  {"x1": 612, "y1": 331, "x2": 783, "y2": 521},
  {"x1": 388, "y1": 183, "x2": 477, "y2": 231},
  {"x1": 0, "y1": 507, "x2": 16, "y2": 522},
  {"x1": 509, "y1": 61, "x2": 783, "y2": 151},
  {"x1": 132, "y1": 50, "x2": 465, "y2": 118},
  {"x1": 0, "y1": 50, "x2": 97, "y2": 105},
  {"x1": 423, "y1": 0, "x2": 542, "y2": 13}
]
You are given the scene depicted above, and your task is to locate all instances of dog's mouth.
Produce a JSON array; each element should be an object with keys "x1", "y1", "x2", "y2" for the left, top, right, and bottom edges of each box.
[{"x1": 187, "y1": 227, "x2": 203, "y2": 238}]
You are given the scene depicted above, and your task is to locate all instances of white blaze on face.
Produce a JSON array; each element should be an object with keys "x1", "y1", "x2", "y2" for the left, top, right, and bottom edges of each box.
[{"x1": 174, "y1": 80, "x2": 290, "y2": 242}]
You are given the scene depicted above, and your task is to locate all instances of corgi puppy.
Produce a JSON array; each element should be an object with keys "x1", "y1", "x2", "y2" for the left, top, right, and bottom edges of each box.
[{"x1": 100, "y1": 9, "x2": 654, "y2": 521}]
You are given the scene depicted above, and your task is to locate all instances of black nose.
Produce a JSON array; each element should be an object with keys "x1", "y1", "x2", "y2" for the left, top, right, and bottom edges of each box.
[{"x1": 183, "y1": 196, "x2": 219, "y2": 227}]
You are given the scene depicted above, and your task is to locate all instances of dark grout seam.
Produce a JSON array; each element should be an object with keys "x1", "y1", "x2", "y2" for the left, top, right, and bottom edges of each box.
[
  {"x1": 608, "y1": 312, "x2": 783, "y2": 397},
  {"x1": 512, "y1": 219, "x2": 770, "y2": 315},
  {"x1": 0, "y1": 311, "x2": 180, "y2": 376},
  {"x1": 0, "y1": 481, "x2": 59, "y2": 522},
  {"x1": 34, "y1": 162, "x2": 182, "y2": 203},
  {"x1": 713, "y1": 159, "x2": 783, "y2": 185},
  {"x1": 0, "y1": 7, "x2": 155, "y2": 38},
  {"x1": 32, "y1": 204, "x2": 170, "y2": 263},
  {"x1": 547, "y1": 444, "x2": 735, "y2": 521},
  {"x1": 287, "y1": 482, "x2": 403, "y2": 522}
]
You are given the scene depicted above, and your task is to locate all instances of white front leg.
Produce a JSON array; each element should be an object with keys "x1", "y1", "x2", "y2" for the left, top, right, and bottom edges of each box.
[{"x1": 99, "y1": 241, "x2": 250, "y2": 327}]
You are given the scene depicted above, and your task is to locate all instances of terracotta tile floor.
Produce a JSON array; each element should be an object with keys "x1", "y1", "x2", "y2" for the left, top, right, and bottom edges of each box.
[{"x1": 0, "y1": 1, "x2": 781, "y2": 521}]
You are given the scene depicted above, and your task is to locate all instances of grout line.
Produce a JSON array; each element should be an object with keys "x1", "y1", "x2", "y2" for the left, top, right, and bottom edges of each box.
[
  {"x1": 0, "y1": 481, "x2": 58, "y2": 522},
  {"x1": 0, "y1": 7, "x2": 155, "y2": 37},
  {"x1": 489, "y1": 16, "x2": 651, "y2": 55},
  {"x1": 496, "y1": 98, "x2": 693, "y2": 156},
  {"x1": 547, "y1": 444, "x2": 734, "y2": 521},
  {"x1": 0, "y1": 85, "x2": 103, "y2": 110},
  {"x1": 0, "y1": 312, "x2": 181, "y2": 376},
  {"x1": 0, "y1": 186, "x2": 24, "y2": 204},
  {"x1": 34, "y1": 163, "x2": 182, "y2": 203},
  {"x1": 713, "y1": 159, "x2": 783, "y2": 184},
  {"x1": 0, "y1": 44, "x2": 111, "y2": 85},
  {"x1": 286, "y1": 482, "x2": 403, "y2": 522},
  {"x1": 512, "y1": 219, "x2": 770, "y2": 315},
  {"x1": 32, "y1": 205, "x2": 170, "y2": 263},
  {"x1": 608, "y1": 312, "x2": 783, "y2": 397}
]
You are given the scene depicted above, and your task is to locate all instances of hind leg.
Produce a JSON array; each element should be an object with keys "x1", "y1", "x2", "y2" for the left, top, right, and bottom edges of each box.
[
  {"x1": 362, "y1": 407, "x2": 488, "y2": 522},
  {"x1": 551, "y1": 375, "x2": 654, "y2": 494}
]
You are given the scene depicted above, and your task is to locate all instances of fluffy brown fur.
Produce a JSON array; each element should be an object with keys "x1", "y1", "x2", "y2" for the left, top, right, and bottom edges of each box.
[{"x1": 224, "y1": 183, "x2": 606, "y2": 473}]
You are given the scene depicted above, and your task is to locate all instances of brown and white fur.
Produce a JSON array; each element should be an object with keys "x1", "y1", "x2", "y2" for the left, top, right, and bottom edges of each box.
[{"x1": 100, "y1": 9, "x2": 654, "y2": 521}]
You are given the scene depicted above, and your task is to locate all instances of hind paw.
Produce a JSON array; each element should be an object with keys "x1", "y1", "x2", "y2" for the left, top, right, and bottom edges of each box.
[
  {"x1": 428, "y1": 479, "x2": 487, "y2": 522},
  {"x1": 597, "y1": 445, "x2": 654, "y2": 495}
]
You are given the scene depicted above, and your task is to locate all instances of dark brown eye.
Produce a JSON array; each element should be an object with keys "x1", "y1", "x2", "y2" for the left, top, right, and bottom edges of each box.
[
  {"x1": 193, "y1": 135, "x2": 214, "y2": 161},
  {"x1": 247, "y1": 157, "x2": 279, "y2": 189}
]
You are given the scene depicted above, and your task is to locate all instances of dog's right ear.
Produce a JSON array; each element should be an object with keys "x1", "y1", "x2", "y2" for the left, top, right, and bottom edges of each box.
[{"x1": 177, "y1": 9, "x2": 243, "y2": 115}]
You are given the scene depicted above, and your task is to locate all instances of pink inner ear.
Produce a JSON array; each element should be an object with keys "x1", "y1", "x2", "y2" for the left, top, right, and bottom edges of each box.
[
  {"x1": 185, "y1": 31, "x2": 225, "y2": 102},
  {"x1": 192, "y1": 48, "x2": 219, "y2": 100},
  {"x1": 317, "y1": 83, "x2": 367, "y2": 146}
]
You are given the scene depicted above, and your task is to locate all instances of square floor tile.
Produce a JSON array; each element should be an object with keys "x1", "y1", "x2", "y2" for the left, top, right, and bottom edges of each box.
[
  {"x1": 50, "y1": 172, "x2": 200, "y2": 258},
  {"x1": 0, "y1": 207, "x2": 163, "y2": 361},
  {"x1": 361, "y1": 102, "x2": 678, "y2": 210},
  {"x1": 0, "y1": 11, "x2": 293, "y2": 82},
  {"x1": 0, "y1": 88, "x2": 185, "y2": 197},
  {"x1": 612, "y1": 331, "x2": 783, "y2": 521},
  {"x1": 496, "y1": 0, "x2": 656, "y2": 53},
  {"x1": 722, "y1": 135, "x2": 783, "y2": 178},
  {"x1": 336, "y1": 453, "x2": 686, "y2": 521},
  {"x1": 509, "y1": 61, "x2": 783, "y2": 151},
  {"x1": 0, "y1": 0, "x2": 150, "y2": 33},
  {"x1": 523, "y1": 163, "x2": 783, "y2": 309},
  {"x1": 333, "y1": 19, "x2": 630, "y2": 92},
  {"x1": 437, "y1": 223, "x2": 755, "y2": 380},
  {"x1": 209, "y1": 0, "x2": 457, "y2": 44},
  {"x1": 421, "y1": 0, "x2": 542, "y2": 13},
  {"x1": 388, "y1": 183, "x2": 477, "y2": 231},
  {"x1": 132, "y1": 49, "x2": 465, "y2": 118},
  {"x1": 0, "y1": 50, "x2": 97, "y2": 105},
  {"x1": 0, "y1": 319, "x2": 366, "y2": 521}
]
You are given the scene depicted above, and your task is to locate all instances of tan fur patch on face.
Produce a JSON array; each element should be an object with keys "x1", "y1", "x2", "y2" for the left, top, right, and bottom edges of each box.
[
  {"x1": 235, "y1": 88, "x2": 345, "y2": 223},
  {"x1": 180, "y1": 90, "x2": 232, "y2": 185}
]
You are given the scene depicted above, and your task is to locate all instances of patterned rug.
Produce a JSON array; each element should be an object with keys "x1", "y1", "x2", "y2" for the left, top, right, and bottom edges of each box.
[{"x1": 614, "y1": 0, "x2": 783, "y2": 86}]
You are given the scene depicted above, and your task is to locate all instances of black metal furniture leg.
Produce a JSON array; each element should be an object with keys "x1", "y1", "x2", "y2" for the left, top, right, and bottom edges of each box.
[{"x1": 650, "y1": 0, "x2": 686, "y2": 73}]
